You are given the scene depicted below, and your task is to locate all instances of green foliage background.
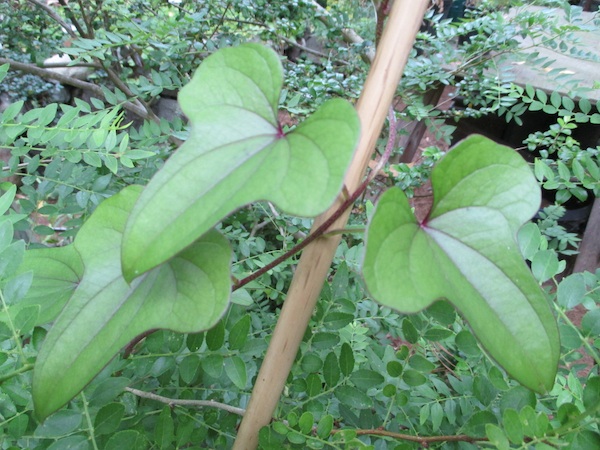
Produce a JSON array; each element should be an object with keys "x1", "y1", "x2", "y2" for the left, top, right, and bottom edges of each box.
[{"x1": 0, "y1": 0, "x2": 599, "y2": 448}]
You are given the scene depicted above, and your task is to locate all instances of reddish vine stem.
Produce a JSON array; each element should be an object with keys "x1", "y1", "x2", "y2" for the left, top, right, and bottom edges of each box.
[
  {"x1": 233, "y1": 108, "x2": 399, "y2": 292},
  {"x1": 123, "y1": 329, "x2": 157, "y2": 359},
  {"x1": 232, "y1": 178, "x2": 368, "y2": 291},
  {"x1": 126, "y1": 159, "x2": 379, "y2": 352},
  {"x1": 122, "y1": 110, "x2": 398, "y2": 357},
  {"x1": 375, "y1": 0, "x2": 392, "y2": 47}
]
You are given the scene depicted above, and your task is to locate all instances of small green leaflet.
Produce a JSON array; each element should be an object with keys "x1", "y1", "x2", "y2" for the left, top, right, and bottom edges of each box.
[
  {"x1": 362, "y1": 135, "x2": 559, "y2": 393},
  {"x1": 121, "y1": 43, "x2": 359, "y2": 281},
  {"x1": 33, "y1": 186, "x2": 231, "y2": 420}
]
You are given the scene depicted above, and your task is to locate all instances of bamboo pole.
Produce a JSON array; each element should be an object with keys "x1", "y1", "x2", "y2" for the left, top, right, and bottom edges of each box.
[{"x1": 232, "y1": 1, "x2": 430, "y2": 448}]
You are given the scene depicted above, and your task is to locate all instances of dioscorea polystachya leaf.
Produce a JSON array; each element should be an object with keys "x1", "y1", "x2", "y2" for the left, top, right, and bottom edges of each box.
[
  {"x1": 362, "y1": 135, "x2": 559, "y2": 393},
  {"x1": 121, "y1": 43, "x2": 359, "y2": 282},
  {"x1": 33, "y1": 185, "x2": 231, "y2": 420}
]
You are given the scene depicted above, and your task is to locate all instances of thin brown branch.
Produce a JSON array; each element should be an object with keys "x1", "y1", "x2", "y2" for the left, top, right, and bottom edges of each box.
[
  {"x1": 124, "y1": 387, "x2": 246, "y2": 416},
  {"x1": 310, "y1": 0, "x2": 375, "y2": 64},
  {"x1": 37, "y1": 0, "x2": 165, "y2": 133},
  {"x1": 40, "y1": 61, "x2": 99, "y2": 69},
  {"x1": 100, "y1": 63, "x2": 161, "y2": 124},
  {"x1": 89, "y1": 0, "x2": 104, "y2": 28},
  {"x1": 0, "y1": 57, "x2": 149, "y2": 119},
  {"x1": 335, "y1": 428, "x2": 486, "y2": 445},
  {"x1": 76, "y1": 0, "x2": 94, "y2": 38},
  {"x1": 204, "y1": 2, "x2": 231, "y2": 52},
  {"x1": 0, "y1": 57, "x2": 103, "y2": 96},
  {"x1": 222, "y1": 18, "x2": 264, "y2": 27},
  {"x1": 58, "y1": 0, "x2": 88, "y2": 38},
  {"x1": 122, "y1": 387, "x2": 494, "y2": 446},
  {"x1": 26, "y1": 0, "x2": 77, "y2": 39},
  {"x1": 277, "y1": 34, "x2": 349, "y2": 66},
  {"x1": 123, "y1": 387, "x2": 488, "y2": 446},
  {"x1": 249, "y1": 219, "x2": 271, "y2": 238}
]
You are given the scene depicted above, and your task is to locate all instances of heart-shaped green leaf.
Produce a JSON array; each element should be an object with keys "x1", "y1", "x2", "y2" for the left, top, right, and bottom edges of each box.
[
  {"x1": 121, "y1": 44, "x2": 359, "y2": 281},
  {"x1": 362, "y1": 135, "x2": 559, "y2": 393},
  {"x1": 33, "y1": 185, "x2": 231, "y2": 420}
]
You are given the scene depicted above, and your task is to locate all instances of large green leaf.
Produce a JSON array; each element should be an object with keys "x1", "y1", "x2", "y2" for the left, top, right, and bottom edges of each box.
[
  {"x1": 362, "y1": 135, "x2": 559, "y2": 393},
  {"x1": 121, "y1": 44, "x2": 359, "y2": 281},
  {"x1": 33, "y1": 186, "x2": 231, "y2": 420}
]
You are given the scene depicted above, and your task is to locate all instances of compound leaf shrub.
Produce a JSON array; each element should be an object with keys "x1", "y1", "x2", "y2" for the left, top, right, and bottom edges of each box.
[
  {"x1": 362, "y1": 136, "x2": 560, "y2": 393},
  {"x1": 121, "y1": 43, "x2": 360, "y2": 280}
]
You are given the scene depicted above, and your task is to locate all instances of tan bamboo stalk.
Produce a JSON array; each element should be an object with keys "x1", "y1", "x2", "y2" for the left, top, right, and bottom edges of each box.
[{"x1": 233, "y1": 1, "x2": 430, "y2": 448}]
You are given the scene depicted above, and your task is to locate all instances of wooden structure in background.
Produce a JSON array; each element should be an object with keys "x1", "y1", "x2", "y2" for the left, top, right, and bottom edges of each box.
[{"x1": 450, "y1": 6, "x2": 600, "y2": 273}]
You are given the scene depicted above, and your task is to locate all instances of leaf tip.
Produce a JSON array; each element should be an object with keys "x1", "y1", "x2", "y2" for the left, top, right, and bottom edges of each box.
[
  {"x1": 33, "y1": 383, "x2": 64, "y2": 423},
  {"x1": 121, "y1": 257, "x2": 143, "y2": 284}
]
